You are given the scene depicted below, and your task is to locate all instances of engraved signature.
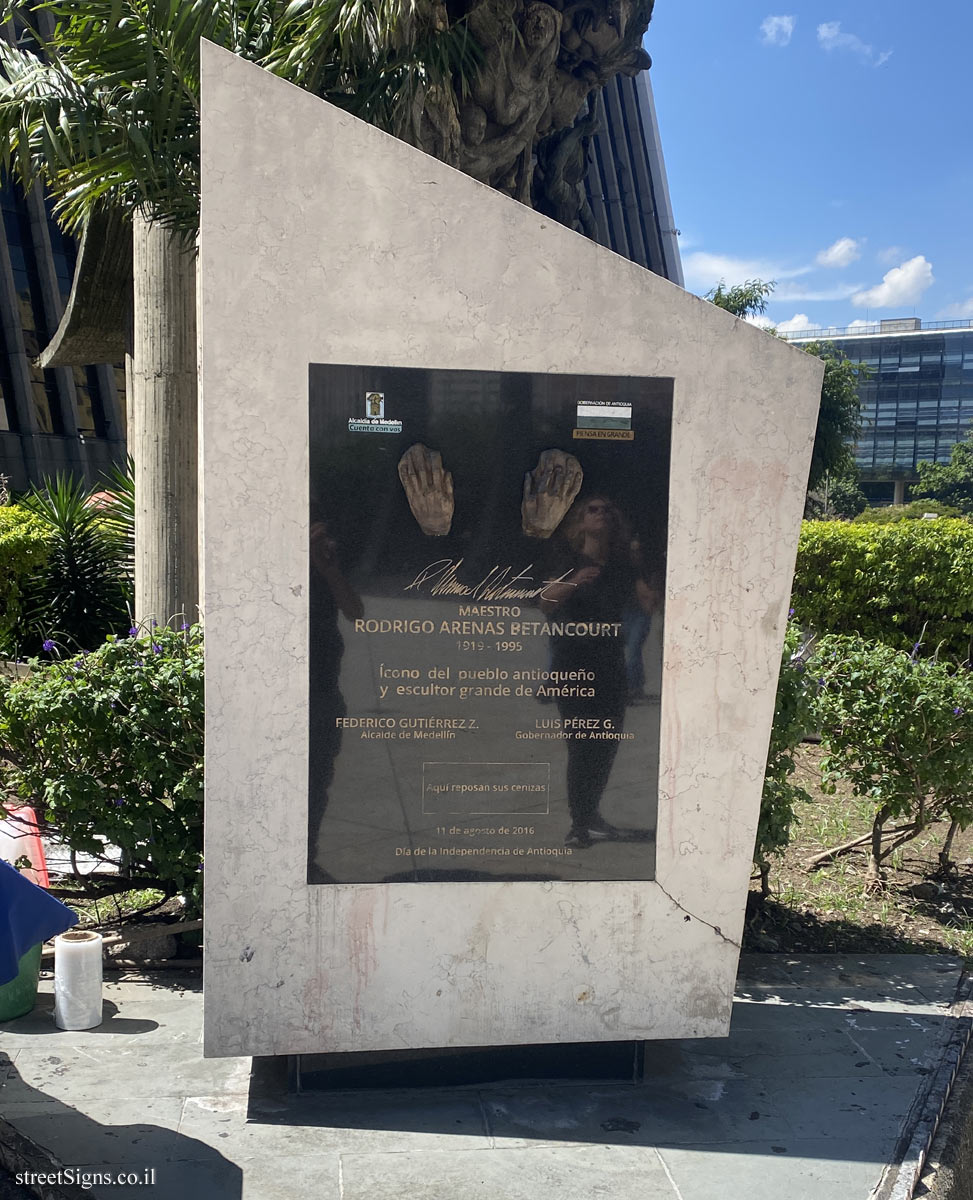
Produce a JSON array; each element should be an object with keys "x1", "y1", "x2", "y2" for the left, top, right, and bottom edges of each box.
[{"x1": 404, "y1": 559, "x2": 573, "y2": 603}]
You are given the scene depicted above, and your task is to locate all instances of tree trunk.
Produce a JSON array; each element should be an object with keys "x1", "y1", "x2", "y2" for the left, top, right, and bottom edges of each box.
[
  {"x1": 939, "y1": 818, "x2": 959, "y2": 876},
  {"x1": 865, "y1": 806, "x2": 891, "y2": 889},
  {"x1": 394, "y1": 0, "x2": 654, "y2": 228},
  {"x1": 131, "y1": 211, "x2": 198, "y2": 627}
]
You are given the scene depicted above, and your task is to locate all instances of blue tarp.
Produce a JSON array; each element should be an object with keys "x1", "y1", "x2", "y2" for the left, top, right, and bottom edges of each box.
[{"x1": 0, "y1": 858, "x2": 77, "y2": 985}]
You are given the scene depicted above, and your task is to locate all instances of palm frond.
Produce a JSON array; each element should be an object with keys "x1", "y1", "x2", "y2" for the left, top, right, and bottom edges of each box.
[
  {"x1": 99, "y1": 457, "x2": 135, "y2": 584},
  {"x1": 17, "y1": 472, "x2": 132, "y2": 653},
  {"x1": 0, "y1": 0, "x2": 489, "y2": 237}
]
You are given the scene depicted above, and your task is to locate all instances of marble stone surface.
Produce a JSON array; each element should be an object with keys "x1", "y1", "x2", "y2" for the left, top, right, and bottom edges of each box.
[{"x1": 198, "y1": 43, "x2": 824, "y2": 1057}]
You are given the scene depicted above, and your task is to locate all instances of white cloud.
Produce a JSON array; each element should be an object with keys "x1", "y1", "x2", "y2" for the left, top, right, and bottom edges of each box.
[
  {"x1": 817, "y1": 21, "x2": 859, "y2": 50},
  {"x1": 776, "y1": 313, "x2": 822, "y2": 334},
  {"x1": 936, "y1": 299, "x2": 973, "y2": 320},
  {"x1": 816, "y1": 237, "x2": 861, "y2": 268},
  {"x1": 852, "y1": 256, "x2": 934, "y2": 308},
  {"x1": 760, "y1": 15, "x2": 795, "y2": 46},
  {"x1": 877, "y1": 245, "x2": 905, "y2": 265},
  {"x1": 846, "y1": 319, "x2": 875, "y2": 329},
  {"x1": 817, "y1": 21, "x2": 892, "y2": 66},
  {"x1": 745, "y1": 314, "x2": 776, "y2": 329},
  {"x1": 682, "y1": 250, "x2": 809, "y2": 292}
]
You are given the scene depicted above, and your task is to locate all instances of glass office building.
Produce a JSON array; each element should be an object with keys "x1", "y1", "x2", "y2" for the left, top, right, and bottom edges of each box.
[
  {"x1": 784, "y1": 319, "x2": 973, "y2": 503},
  {"x1": 584, "y1": 71, "x2": 683, "y2": 286}
]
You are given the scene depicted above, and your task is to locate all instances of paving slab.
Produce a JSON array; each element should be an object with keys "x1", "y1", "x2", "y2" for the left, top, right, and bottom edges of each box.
[
  {"x1": 481, "y1": 1080, "x2": 795, "y2": 1147},
  {"x1": 1, "y1": 1099, "x2": 185, "y2": 1166},
  {"x1": 0, "y1": 985, "x2": 200, "y2": 1050},
  {"x1": 729, "y1": 998, "x2": 951, "y2": 1036},
  {"x1": 339, "y1": 1144, "x2": 680, "y2": 1200},
  {"x1": 66, "y1": 1155, "x2": 336, "y2": 1200},
  {"x1": 181, "y1": 1090, "x2": 493, "y2": 1155},
  {"x1": 656, "y1": 1138, "x2": 895, "y2": 1200},
  {"x1": 0, "y1": 956, "x2": 968, "y2": 1200},
  {"x1": 661, "y1": 1028, "x2": 889, "y2": 1079},
  {"x1": 734, "y1": 955, "x2": 962, "y2": 1013},
  {"x1": 0, "y1": 1042, "x2": 250, "y2": 1106}
]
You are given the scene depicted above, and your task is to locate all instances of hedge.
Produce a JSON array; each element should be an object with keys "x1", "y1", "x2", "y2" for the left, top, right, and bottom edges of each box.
[
  {"x1": 0, "y1": 506, "x2": 52, "y2": 657},
  {"x1": 0, "y1": 624, "x2": 204, "y2": 905},
  {"x1": 792, "y1": 519, "x2": 973, "y2": 663},
  {"x1": 853, "y1": 500, "x2": 967, "y2": 524}
]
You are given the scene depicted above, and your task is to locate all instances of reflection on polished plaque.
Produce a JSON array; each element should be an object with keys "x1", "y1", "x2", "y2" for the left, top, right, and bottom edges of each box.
[{"x1": 308, "y1": 365, "x2": 672, "y2": 884}]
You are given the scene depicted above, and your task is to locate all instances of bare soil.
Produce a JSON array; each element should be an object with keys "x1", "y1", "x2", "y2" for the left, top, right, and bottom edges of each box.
[{"x1": 744, "y1": 744, "x2": 973, "y2": 957}]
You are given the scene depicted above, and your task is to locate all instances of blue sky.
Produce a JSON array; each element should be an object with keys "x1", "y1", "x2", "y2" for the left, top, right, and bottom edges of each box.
[{"x1": 645, "y1": 2, "x2": 973, "y2": 333}]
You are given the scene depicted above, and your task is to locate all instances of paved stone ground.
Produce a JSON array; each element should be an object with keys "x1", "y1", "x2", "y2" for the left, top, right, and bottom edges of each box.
[{"x1": 0, "y1": 955, "x2": 968, "y2": 1200}]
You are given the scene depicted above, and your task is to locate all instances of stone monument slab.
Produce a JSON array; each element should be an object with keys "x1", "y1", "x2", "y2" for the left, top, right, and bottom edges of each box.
[{"x1": 199, "y1": 44, "x2": 824, "y2": 1058}]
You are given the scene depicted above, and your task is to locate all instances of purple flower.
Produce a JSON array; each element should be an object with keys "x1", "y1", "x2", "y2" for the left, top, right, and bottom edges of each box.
[
  {"x1": 788, "y1": 607, "x2": 795, "y2": 617},
  {"x1": 152, "y1": 644, "x2": 162, "y2": 654},
  {"x1": 150, "y1": 619, "x2": 158, "y2": 628},
  {"x1": 112, "y1": 797, "x2": 125, "y2": 807},
  {"x1": 955, "y1": 707, "x2": 965, "y2": 717},
  {"x1": 128, "y1": 626, "x2": 138, "y2": 637},
  {"x1": 42, "y1": 639, "x2": 55, "y2": 652},
  {"x1": 180, "y1": 622, "x2": 189, "y2": 631}
]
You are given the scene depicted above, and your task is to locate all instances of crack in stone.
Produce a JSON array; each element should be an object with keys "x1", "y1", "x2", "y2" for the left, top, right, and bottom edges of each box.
[{"x1": 655, "y1": 883, "x2": 740, "y2": 948}]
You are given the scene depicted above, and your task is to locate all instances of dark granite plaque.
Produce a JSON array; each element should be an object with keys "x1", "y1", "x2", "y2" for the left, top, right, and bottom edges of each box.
[{"x1": 308, "y1": 365, "x2": 671, "y2": 884}]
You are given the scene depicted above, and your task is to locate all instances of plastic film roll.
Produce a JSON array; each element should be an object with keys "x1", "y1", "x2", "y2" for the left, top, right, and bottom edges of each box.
[{"x1": 53, "y1": 930, "x2": 103, "y2": 1030}]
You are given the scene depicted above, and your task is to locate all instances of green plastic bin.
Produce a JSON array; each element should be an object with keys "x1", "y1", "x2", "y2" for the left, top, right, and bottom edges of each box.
[{"x1": 0, "y1": 943, "x2": 42, "y2": 1021}]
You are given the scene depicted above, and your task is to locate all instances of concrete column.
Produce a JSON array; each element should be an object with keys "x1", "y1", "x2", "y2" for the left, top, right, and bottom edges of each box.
[{"x1": 131, "y1": 211, "x2": 198, "y2": 627}]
